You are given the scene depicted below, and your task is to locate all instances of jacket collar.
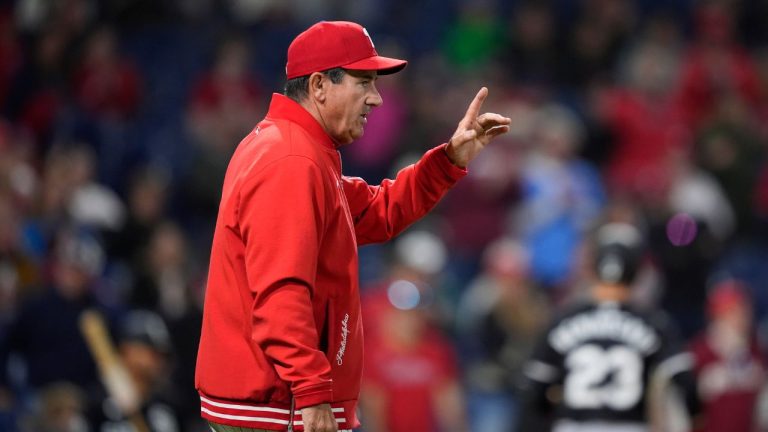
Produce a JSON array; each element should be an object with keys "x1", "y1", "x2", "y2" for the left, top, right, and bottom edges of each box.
[{"x1": 265, "y1": 93, "x2": 336, "y2": 150}]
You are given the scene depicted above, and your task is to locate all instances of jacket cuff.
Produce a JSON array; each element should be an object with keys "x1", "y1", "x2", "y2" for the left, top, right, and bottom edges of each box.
[
  {"x1": 293, "y1": 382, "x2": 334, "y2": 410},
  {"x1": 422, "y1": 143, "x2": 468, "y2": 184}
]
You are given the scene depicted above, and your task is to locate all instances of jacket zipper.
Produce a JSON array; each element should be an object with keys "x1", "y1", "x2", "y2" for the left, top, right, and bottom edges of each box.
[{"x1": 287, "y1": 397, "x2": 296, "y2": 432}]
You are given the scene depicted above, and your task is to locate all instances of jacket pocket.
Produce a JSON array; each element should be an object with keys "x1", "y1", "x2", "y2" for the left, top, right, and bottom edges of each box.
[{"x1": 323, "y1": 300, "x2": 336, "y2": 358}]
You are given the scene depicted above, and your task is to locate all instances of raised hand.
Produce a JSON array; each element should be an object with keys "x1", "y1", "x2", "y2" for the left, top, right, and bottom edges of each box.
[{"x1": 445, "y1": 87, "x2": 511, "y2": 168}]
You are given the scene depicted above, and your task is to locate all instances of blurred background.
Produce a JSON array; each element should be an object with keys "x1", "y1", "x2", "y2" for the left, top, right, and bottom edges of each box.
[{"x1": 1, "y1": 0, "x2": 768, "y2": 431}]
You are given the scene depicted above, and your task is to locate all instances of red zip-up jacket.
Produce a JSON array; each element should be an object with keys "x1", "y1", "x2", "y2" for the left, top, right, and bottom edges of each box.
[{"x1": 195, "y1": 94, "x2": 466, "y2": 430}]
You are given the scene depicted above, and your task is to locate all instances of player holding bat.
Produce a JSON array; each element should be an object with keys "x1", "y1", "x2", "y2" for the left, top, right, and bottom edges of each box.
[
  {"x1": 195, "y1": 20, "x2": 511, "y2": 432},
  {"x1": 81, "y1": 309, "x2": 179, "y2": 432}
]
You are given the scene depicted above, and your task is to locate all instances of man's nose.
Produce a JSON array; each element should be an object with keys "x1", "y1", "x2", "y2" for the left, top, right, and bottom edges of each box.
[{"x1": 368, "y1": 87, "x2": 383, "y2": 107}]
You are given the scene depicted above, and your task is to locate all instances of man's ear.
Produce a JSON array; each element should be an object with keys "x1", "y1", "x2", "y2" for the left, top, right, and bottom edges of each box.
[{"x1": 308, "y1": 72, "x2": 327, "y2": 103}]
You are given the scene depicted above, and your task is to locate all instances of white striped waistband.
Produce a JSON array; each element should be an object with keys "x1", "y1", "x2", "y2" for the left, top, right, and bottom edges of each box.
[{"x1": 200, "y1": 394, "x2": 350, "y2": 429}]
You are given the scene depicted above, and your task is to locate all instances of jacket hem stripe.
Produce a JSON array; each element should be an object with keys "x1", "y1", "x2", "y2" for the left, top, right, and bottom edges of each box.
[
  {"x1": 203, "y1": 407, "x2": 348, "y2": 425},
  {"x1": 201, "y1": 396, "x2": 292, "y2": 413},
  {"x1": 200, "y1": 395, "x2": 349, "y2": 428}
]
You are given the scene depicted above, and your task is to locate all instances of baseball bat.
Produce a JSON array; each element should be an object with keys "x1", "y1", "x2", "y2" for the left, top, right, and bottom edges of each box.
[{"x1": 79, "y1": 309, "x2": 150, "y2": 432}]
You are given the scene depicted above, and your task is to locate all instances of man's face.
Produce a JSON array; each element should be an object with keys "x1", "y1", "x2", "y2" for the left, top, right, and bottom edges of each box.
[
  {"x1": 120, "y1": 342, "x2": 166, "y2": 385},
  {"x1": 719, "y1": 301, "x2": 752, "y2": 335},
  {"x1": 322, "y1": 69, "x2": 382, "y2": 145}
]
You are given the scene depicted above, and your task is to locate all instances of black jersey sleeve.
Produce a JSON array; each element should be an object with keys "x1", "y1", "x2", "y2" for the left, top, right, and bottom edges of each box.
[
  {"x1": 647, "y1": 311, "x2": 701, "y2": 418},
  {"x1": 517, "y1": 319, "x2": 565, "y2": 425}
]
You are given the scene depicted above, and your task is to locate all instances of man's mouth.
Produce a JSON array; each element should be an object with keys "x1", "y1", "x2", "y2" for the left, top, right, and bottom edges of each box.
[{"x1": 360, "y1": 113, "x2": 368, "y2": 124}]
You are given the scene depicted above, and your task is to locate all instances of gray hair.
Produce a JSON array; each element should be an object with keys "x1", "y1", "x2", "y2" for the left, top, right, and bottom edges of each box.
[{"x1": 284, "y1": 67, "x2": 346, "y2": 102}]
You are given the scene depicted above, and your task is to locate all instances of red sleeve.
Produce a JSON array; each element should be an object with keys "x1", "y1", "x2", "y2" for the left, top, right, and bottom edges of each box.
[
  {"x1": 239, "y1": 155, "x2": 333, "y2": 409},
  {"x1": 431, "y1": 333, "x2": 460, "y2": 383},
  {"x1": 344, "y1": 143, "x2": 466, "y2": 245},
  {"x1": 118, "y1": 62, "x2": 141, "y2": 115}
]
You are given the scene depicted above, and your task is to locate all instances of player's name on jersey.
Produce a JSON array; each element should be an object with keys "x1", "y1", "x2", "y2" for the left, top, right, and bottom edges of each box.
[{"x1": 548, "y1": 308, "x2": 659, "y2": 355}]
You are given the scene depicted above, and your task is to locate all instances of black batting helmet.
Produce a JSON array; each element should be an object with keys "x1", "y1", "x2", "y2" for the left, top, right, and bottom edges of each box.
[{"x1": 593, "y1": 223, "x2": 645, "y2": 285}]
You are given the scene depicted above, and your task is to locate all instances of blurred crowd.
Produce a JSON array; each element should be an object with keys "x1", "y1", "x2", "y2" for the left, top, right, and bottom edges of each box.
[{"x1": 1, "y1": 0, "x2": 768, "y2": 431}]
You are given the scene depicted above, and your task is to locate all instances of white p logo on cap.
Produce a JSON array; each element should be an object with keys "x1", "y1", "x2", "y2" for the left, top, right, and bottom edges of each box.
[{"x1": 362, "y1": 27, "x2": 375, "y2": 49}]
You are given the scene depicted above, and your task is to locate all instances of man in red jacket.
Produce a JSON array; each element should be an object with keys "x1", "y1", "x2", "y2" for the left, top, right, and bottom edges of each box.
[{"x1": 195, "y1": 20, "x2": 511, "y2": 432}]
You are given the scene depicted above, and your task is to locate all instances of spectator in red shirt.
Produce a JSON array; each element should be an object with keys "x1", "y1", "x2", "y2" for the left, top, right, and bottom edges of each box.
[
  {"x1": 188, "y1": 35, "x2": 264, "y2": 152},
  {"x1": 0, "y1": 10, "x2": 22, "y2": 111},
  {"x1": 6, "y1": 28, "x2": 69, "y2": 150},
  {"x1": 361, "y1": 247, "x2": 468, "y2": 432},
  {"x1": 690, "y1": 279, "x2": 768, "y2": 432},
  {"x1": 183, "y1": 35, "x2": 265, "y2": 239},
  {"x1": 676, "y1": 2, "x2": 762, "y2": 129},
  {"x1": 592, "y1": 36, "x2": 691, "y2": 199},
  {"x1": 72, "y1": 26, "x2": 142, "y2": 119}
]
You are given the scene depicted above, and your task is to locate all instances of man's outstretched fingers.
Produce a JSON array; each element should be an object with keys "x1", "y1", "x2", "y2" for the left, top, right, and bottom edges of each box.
[
  {"x1": 462, "y1": 87, "x2": 489, "y2": 126},
  {"x1": 478, "y1": 113, "x2": 511, "y2": 130},
  {"x1": 446, "y1": 86, "x2": 512, "y2": 167},
  {"x1": 484, "y1": 125, "x2": 510, "y2": 137}
]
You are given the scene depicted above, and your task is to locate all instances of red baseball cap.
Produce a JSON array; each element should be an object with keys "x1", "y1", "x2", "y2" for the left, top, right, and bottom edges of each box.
[
  {"x1": 286, "y1": 21, "x2": 407, "y2": 79},
  {"x1": 707, "y1": 279, "x2": 749, "y2": 317}
]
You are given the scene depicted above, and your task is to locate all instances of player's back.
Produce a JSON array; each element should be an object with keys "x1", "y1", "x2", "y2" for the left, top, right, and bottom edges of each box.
[{"x1": 521, "y1": 300, "x2": 692, "y2": 432}]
